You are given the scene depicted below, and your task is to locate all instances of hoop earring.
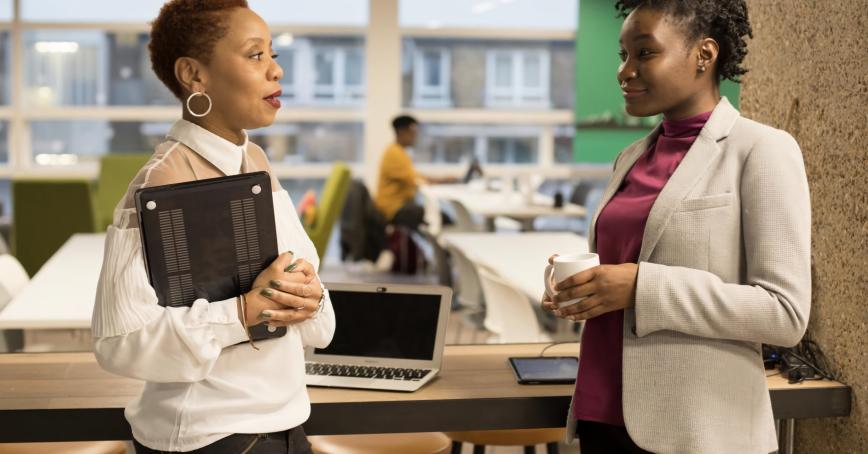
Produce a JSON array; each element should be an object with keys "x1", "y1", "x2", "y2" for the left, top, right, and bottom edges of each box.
[{"x1": 186, "y1": 91, "x2": 212, "y2": 117}]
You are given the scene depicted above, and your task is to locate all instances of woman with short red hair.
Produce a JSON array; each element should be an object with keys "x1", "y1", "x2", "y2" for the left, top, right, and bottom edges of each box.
[{"x1": 91, "y1": 1, "x2": 335, "y2": 452}]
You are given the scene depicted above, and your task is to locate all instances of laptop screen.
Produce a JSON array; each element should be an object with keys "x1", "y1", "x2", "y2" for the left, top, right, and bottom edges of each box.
[{"x1": 314, "y1": 290, "x2": 442, "y2": 361}]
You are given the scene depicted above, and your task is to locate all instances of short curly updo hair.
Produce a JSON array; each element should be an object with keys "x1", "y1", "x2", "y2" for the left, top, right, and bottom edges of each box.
[
  {"x1": 149, "y1": 0, "x2": 249, "y2": 99},
  {"x1": 615, "y1": 0, "x2": 753, "y2": 82}
]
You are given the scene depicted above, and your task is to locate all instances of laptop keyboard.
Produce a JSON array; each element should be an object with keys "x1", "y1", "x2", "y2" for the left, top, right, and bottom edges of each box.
[{"x1": 306, "y1": 362, "x2": 431, "y2": 381}]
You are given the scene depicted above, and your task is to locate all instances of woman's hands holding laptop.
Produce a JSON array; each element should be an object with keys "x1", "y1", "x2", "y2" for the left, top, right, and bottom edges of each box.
[{"x1": 242, "y1": 252, "x2": 324, "y2": 327}]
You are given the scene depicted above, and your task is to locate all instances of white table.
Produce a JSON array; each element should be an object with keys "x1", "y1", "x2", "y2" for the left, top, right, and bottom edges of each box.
[
  {"x1": 0, "y1": 233, "x2": 105, "y2": 330},
  {"x1": 440, "y1": 232, "x2": 589, "y2": 300},
  {"x1": 422, "y1": 184, "x2": 586, "y2": 231}
]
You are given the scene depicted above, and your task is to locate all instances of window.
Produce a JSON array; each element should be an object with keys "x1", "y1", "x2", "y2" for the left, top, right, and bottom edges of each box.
[
  {"x1": 23, "y1": 30, "x2": 174, "y2": 107},
  {"x1": 0, "y1": 121, "x2": 7, "y2": 163},
  {"x1": 487, "y1": 136, "x2": 537, "y2": 163},
  {"x1": 0, "y1": 32, "x2": 9, "y2": 105},
  {"x1": 403, "y1": 39, "x2": 570, "y2": 110},
  {"x1": 252, "y1": 122, "x2": 363, "y2": 164},
  {"x1": 399, "y1": 0, "x2": 576, "y2": 30},
  {"x1": 312, "y1": 45, "x2": 364, "y2": 104},
  {"x1": 31, "y1": 121, "x2": 171, "y2": 164},
  {"x1": 412, "y1": 46, "x2": 450, "y2": 107},
  {"x1": 415, "y1": 124, "x2": 539, "y2": 165},
  {"x1": 485, "y1": 49, "x2": 550, "y2": 108},
  {"x1": 0, "y1": 179, "x2": 10, "y2": 221},
  {"x1": 272, "y1": 36, "x2": 365, "y2": 106},
  {"x1": 554, "y1": 125, "x2": 574, "y2": 163}
]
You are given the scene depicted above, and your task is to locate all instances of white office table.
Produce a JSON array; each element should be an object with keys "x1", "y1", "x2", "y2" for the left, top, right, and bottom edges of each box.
[
  {"x1": 0, "y1": 233, "x2": 105, "y2": 330},
  {"x1": 422, "y1": 184, "x2": 586, "y2": 230},
  {"x1": 440, "y1": 232, "x2": 589, "y2": 300}
]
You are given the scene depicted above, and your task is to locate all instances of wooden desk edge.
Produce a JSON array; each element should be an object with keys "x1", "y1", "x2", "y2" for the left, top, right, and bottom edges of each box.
[{"x1": 0, "y1": 347, "x2": 852, "y2": 442}]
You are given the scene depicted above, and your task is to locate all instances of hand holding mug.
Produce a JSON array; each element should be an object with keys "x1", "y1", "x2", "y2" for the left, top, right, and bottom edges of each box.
[
  {"x1": 543, "y1": 253, "x2": 600, "y2": 305},
  {"x1": 552, "y1": 262, "x2": 639, "y2": 322}
]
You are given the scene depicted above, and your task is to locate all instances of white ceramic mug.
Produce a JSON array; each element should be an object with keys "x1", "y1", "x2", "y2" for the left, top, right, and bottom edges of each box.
[{"x1": 543, "y1": 253, "x2": 600, "y2": 306}]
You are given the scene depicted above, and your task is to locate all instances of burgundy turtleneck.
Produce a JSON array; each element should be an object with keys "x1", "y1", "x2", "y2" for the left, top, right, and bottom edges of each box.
[{"x1": 572, "y1": 110, "x2": 713, "y2": 426}]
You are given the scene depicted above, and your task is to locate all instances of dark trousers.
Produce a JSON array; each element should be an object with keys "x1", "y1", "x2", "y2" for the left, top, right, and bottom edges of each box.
[
  {"x1": 133, "y1": 426, "x2": 312, "y2": 454},
  {"x1": 576, "y1": 420, "x2": 653, "y2": 454},
  {"x1": 392, "y1": 201, "x2": 425, "y2": 231}
]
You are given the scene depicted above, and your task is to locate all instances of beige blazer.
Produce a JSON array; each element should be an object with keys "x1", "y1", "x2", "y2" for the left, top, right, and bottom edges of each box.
[{"x1": 565, "y1": 97, "x2": 812, "y2": 454}]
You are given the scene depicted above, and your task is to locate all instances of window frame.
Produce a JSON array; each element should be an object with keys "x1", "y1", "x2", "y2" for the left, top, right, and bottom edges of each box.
[
  {"x1": 411, "y1": 46, "x2": 451, "y2": 108},
  {"x1": 484, "y1": 48, "x2": 551, "y2": 109},
  {"x1": 0, "y1": 0, "x2": 588, "y2": 185}
]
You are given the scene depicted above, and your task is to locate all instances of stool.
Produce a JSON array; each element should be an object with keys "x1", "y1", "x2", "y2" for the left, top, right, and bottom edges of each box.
[
  {"x1": 446, "y1": 428, "x2": 564, "y2": 454},
  {"x1": 310, "y1": 432, "x2": 452, "y2": 454},
  {"x1": 0, "y1": 441, "x2": 127, "y2": 454}
]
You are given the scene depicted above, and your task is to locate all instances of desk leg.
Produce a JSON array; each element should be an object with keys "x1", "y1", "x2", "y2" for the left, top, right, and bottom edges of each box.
[
  {"x1": 777, "y1": 419, "x2": 795, "y2": 454},
  {"x1": 485, "y1": 217, "x2": 496, "y2": 231}
]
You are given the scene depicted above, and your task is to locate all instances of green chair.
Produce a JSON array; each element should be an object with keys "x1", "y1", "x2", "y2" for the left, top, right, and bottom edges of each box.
[
  {"x1": 11, "y1": 179, "x2": 99, "y2": 276},
  {"x1": 94, "y1": 153, "x2": 151, "y2": 230},
  {"x1": 304, "y1": 162, "x2": 351, "y2": 261}
]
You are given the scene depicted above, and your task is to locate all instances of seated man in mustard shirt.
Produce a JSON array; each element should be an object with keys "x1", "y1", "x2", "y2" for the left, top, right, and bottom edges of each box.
[{"x1": 375, "y1": 115, "x2": 426, "y2": 230}]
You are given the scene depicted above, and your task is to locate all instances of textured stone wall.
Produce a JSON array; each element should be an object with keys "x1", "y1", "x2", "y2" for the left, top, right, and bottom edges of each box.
[{"x1": 740, "y1": 1, "x2": 867, "y2": 452}]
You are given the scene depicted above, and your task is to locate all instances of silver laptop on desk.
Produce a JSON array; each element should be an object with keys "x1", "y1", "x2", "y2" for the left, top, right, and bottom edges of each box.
[{"x1": 305, "y1": 282, "x2": 452, "y2": 392}]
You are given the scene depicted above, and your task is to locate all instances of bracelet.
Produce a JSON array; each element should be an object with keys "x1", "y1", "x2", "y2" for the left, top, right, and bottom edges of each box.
[
  {"x1": 238, "y1": 293, "x2": 260, "y2": 351},
  {"x1": 311, "y1": 282, "x2": 327, "y2": 319}
]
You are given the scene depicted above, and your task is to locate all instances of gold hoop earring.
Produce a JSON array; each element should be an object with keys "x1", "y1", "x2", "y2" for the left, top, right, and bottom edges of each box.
[{"x1": 186, "y1": 91, "x2": 212, "y2": 117}]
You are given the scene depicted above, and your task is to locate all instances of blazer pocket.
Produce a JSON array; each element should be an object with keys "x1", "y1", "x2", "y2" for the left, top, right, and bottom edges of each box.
[{"x1": 676, "y1": 193, "x2": 734, "y2": 212}]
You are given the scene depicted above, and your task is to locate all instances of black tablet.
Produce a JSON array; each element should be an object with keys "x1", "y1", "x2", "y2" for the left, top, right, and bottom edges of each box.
[{"x1": 508, "y1": 356, "x2": 578, "y2": 385}]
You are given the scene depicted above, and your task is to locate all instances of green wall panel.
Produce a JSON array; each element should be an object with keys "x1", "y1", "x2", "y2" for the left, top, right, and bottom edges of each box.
[{"x1": 573, "y1": 128, "x2": 649, "y2": 163}]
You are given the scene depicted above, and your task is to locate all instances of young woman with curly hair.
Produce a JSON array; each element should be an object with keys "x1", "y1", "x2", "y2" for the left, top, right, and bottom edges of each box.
[
  {"x1": 540, "y1": 1, "x2": 810, "y2": 452},
  {"x1": 91, "y1": 1, "x2": 334, "y2": 452}
]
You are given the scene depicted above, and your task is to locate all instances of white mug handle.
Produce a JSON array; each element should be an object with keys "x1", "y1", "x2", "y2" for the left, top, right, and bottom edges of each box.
[{"x1": 544, "y1": 264, "x2": 557, "y2": 299}]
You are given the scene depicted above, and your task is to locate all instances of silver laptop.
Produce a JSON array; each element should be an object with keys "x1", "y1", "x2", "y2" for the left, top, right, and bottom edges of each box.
[{"x1": 305, "y1": 282, "x2": 452, "y2": 392}]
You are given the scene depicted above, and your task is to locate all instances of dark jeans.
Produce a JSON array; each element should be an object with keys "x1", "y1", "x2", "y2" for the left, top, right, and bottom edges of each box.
[
  {"x1": 133, "y1": 426, "x2": 312, "y2": 454},
  {"x1": 575, "y1": 420, "x2": 653, "y2": 454},
  {"x1": 392, "y1": 201, "x2": 425, "y2": 231}
]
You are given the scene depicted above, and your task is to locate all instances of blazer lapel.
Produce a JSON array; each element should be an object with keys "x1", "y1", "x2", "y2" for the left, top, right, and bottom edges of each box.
[
  {"x1": 588, "y1": 128, "x2": 659, "y2": 253},
  {"x1": 637, "y1": 97, "x2": 741, "y2": 262}
]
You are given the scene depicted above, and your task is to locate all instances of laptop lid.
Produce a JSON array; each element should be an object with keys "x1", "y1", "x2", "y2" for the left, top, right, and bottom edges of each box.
[{"x1": 307, "y1": 283, "x2": 453, "y2": 370}]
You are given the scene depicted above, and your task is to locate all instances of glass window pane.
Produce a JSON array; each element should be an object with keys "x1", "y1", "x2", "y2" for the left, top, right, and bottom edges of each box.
[
  {"x1": 0, "y1": 179, "x2": 10, "y2": 223},
  {"x1": 273, "y1": 36, "x2": 364, "y2": 106},
  {"x1": 416, "y1": 128, "x2": 475, "y2": 164},
  {"x1": 494, "y1": 54, "x2": 512, "y2": 87},
  {"x1": 345, "y1": 49, "x2": 362, "y2": 86},
  {"x1": 0, "y1": 32, "x2": 8, "y2": 105},
  {"x1": 30, "y1": 121, "x2": 363, "y2": 165},
  {"x1": 523, "y1": 54, "x2": 541, "y2": 87},
  {"x1": 554, "y1": 125, "x2": 574, "y2": 163},
  {"x1": 403, "y1": 38, "x2": 571, "y2": 109},
  {"x1": 253, "y1": 122, "x2": 363, "y2": 164},
  {"x1": 415, "y1": 124, "x2": 539, "y2": 165},
  {"x1": 251, "y1": 0, "x2": 367, "y2": 26},
  {"x1": 400, "y1": 0, "x2": 576, "y2": 30},
  {"x1": 487, "y1": 137, "x2": 537, "y2": 164},
  {"x1": 23, "y1": 30, "x2": 176, "y2": 107},
  {"x1": 314, "y1": 50, "x2": 335, "y2": 86},
  {"x1": 423, "y1": 51, "x2": 441, "y2": 86},
  {"x1": 277, "y1": 49, "x2": 294, "y2": 86},
  {"x1": 25, "y1": 1, "x2": 367, "y2": 26},
  {"x1": 22, "y1": 0, "x2": 165, "y2": 22},
  {"x1": 30, "y1": 120, "x2": 171, "y2": 164},
  {"x1": 0, "y1": 0, "x2": 10, "y2": 21},
  {"x1": 0, "y1": 121, "x2": 7, "y2": 163}
]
